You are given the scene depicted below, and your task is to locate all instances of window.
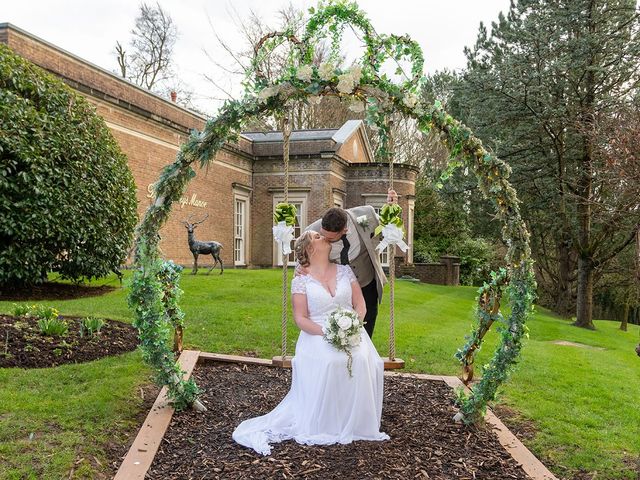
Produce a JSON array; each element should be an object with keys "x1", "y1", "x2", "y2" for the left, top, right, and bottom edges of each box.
[
  {"x1": 407, "y1": 199, "x2": 415, "y2": 264},
  {"x1": 363, "y1": 194, "x2": 392, "y2": 267},
  {"x1": 372, "y1": 205, "x2": 389, "y2": 267},
  {"x1": 234, "y1": 198, "x2": 246, "y2": 265},
  {"x1": 233, "y1": 187, "x2": 251, "y2": 266},
  {"x1": 273, "y1": 193, "x2": 307, "y2": 266}
]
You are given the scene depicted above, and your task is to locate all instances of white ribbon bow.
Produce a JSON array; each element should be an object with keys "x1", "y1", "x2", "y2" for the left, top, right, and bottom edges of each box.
[
  {"x1": 272, "y1": 221, "x2": 295, "y2": 255},
  {"x1": 376, "y1": 224, "x2": 408, "y2": 253}
]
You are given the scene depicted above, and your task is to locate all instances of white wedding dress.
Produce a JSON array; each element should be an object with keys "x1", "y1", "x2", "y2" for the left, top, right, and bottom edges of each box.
[{"x1": 232, "y1": 264, "x2": 389, "y2": 455}]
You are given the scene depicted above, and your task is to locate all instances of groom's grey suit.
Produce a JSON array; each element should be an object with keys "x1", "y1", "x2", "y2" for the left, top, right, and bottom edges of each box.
[{"x1": 307, "y1": 205, "x2": 387, "y2": 337}]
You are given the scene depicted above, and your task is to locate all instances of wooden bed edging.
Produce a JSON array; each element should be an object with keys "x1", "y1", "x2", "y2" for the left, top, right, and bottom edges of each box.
[
  {"x1": 114, "y1": 350, "x2": 200, "y2": 480},
  {"x1": 115, "y1": 352, "x2": 558, "y2": 480}
]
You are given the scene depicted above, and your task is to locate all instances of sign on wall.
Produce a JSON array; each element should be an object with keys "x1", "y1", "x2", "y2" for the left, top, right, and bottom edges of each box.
[{"x1": 147, "y1": 183, "x2": 208, "y2": 209}]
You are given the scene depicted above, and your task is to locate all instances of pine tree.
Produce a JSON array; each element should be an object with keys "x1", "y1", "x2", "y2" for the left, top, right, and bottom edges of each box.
[{"x1": 457, "y1": 0, "x2": 640, "y2": 328}]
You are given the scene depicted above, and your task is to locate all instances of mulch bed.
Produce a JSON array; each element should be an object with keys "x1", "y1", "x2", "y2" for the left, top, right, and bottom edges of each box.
[
  {"x1": 147, "y1": 362, "x2": 530, "y2": 479},
  {"x1": 0, "y1": 282, "x2": 117, "y2": 301},
  {"x1": 0, "y1": 314, "x2": 138, "y2": 368}
]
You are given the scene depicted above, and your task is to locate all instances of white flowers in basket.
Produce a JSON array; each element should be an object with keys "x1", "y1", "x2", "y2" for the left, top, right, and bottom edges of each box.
[{"x1": 322, "y1": 307, "x2": 364, "y2": 377}]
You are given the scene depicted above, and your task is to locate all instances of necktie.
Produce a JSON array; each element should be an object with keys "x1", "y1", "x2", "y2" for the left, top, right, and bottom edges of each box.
[{"x1": 340, "y1": 234, "x2": 350, "y2": 265}]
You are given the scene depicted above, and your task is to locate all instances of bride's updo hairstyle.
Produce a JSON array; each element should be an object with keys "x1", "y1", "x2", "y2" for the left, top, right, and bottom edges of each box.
[{"x1": 294, "y1": 231, "x2": 315, "y2": 268}]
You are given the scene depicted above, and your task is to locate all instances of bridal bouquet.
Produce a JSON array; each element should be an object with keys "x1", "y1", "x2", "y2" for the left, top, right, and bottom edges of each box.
[{"x1": 322, "y1": 307, "x2": 364, "y2": 377}]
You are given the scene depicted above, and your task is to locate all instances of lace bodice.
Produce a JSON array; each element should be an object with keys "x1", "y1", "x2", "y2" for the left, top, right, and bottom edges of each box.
[{"x1": 291, "y1": 264, "x2": 357, "y2": 325}]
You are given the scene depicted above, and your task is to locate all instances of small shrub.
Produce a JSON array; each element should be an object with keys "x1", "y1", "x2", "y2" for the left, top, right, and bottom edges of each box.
[
  {"x1": 37, "y1": 317, "x2": 68, "y2": 337},
  {"x1": 11, "y1": 303, "x2": 32, "y2": 317},
  {"x1": 80, "y1": 317, "x2": 105, "y2": 338},
  {"x1": 12, "y1": 304, "x2": 60, "y2": 322},
  {"x1": 30, "y1": 305, "x2": 59, "y2": 323}
]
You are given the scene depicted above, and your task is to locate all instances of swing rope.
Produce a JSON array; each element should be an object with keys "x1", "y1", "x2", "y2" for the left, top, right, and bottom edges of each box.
[
  {"x1": 387, "y1": 119, "x2": 396, "y2": 362},
  {"x1": 280, "y1": 115, "x2": 292, "y2": 361}
]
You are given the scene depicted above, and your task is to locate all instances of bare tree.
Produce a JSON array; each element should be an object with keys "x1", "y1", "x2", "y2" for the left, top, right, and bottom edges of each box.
[
  {"x1": 115, "y1": 2, "x2": 178, "y2": 91},
  {"x1": 205, "y1": 2, "x2": 444, "y2": 171},
  {"x1": 204, "y1": 3, "x2": 359, "y2": 131}
]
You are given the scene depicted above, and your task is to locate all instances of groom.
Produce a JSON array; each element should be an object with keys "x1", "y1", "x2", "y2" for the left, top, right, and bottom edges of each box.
[{"x1": 306, "y1": 190, "x2": 397, "y2": 338}]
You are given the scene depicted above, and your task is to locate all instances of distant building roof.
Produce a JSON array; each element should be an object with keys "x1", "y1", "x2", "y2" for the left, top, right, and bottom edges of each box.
[
  {"x1": 241, "y1": 120, "x2": 373, "y2": 161},
  {"x1": 242, "y1": 120, "x2": 363, "y2": 148},
  {"x1": 241, "y1": 128, "x2": 338, "y2": 143}
]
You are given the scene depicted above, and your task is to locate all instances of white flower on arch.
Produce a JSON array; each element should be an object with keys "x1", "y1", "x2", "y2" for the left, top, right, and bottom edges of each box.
[
  {"x1": 296, "y1": 65, "x2": 313, "y2": 82},
  {"x1": 402, "y1": 92, "x2": 419, "y2": 109},
  {"x1": 318, "y1": 62, "x2": 335, "y2": 81},
  {"x1": 336, "y1": 65, "x2": 363, "y2": 94}
]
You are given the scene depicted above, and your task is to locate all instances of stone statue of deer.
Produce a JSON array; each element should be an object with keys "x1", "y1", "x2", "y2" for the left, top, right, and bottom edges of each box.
[{"x1": 182, "y1": 214, "x2": 223, "y2": 275}]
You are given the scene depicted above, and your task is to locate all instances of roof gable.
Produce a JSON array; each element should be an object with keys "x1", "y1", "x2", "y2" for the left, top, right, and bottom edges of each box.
[{"x1": 240, "y1": 120, "x2": 374, "y2": 161}]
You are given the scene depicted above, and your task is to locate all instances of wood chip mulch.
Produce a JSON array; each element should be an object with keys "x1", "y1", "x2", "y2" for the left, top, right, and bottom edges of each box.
[
  {"x1": 0, "y1": 282, "x2": 116, "y2": 301},
  {"x1": 0, "y1": 314, "x2": 138, "y2": 368},
  {"x1": 146, "y1": 362, "x2": 530, "y2": 479}
]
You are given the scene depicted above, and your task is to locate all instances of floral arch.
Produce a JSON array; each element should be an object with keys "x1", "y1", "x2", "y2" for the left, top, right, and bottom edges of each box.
[{"x1": 128, "y1": 1, "x2": 536, "y2": 424}]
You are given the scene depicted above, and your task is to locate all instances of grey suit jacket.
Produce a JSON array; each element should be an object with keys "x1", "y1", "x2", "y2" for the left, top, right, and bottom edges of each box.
[{"x1": 307, "y1": 205, "x2": 387, "y2": 303}]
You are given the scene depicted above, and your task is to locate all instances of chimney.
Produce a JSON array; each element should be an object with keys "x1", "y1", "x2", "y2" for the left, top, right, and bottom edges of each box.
[{"x1": 170, "y1": 91, "x2": 177, "y2": 102}]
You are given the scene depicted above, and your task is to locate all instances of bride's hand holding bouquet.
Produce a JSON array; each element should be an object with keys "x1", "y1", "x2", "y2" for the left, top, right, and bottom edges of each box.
[{"x1": 323, "y1": 307, "x2": 365, "y2": 377}]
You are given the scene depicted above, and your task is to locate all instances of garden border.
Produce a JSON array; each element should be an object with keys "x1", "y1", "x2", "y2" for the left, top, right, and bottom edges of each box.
[{"x1": 115, "y1": 350, "x2": 558, "y2": 480}]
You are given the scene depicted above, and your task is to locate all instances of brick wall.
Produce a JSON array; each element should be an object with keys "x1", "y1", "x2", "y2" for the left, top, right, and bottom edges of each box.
[
  {"x1": 396, "y1": 256, "x2": 460, "y2": 286},
  {"x1": 347, "y1": 163, "x2": 418, "y2": 262},
  {"x1": 1, "y1": 25, "x2": 202, "y2": 132},
  {"x1": 1, "y1": 24, "x2": 417, "y2": 270},
  {"x1": 0, "y1": 24, "x2": 255, "y2": 267},
  {"x1": 251, "y1": 156, "x2": 346, "y2": 266}
]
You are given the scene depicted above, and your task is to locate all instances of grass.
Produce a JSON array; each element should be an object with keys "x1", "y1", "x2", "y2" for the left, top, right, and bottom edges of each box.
[{"x1": 1, "y1": 269, "x2": 638, "y2": 479}]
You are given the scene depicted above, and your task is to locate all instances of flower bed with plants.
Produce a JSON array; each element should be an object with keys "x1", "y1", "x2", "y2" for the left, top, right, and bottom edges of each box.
[{"x1": 0, "y1": 304, "x2": 138, "y2": 368}]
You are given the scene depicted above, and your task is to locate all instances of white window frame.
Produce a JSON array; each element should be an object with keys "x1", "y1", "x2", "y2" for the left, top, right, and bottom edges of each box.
[
  {"x1": 273, "y1": 193, "x2": 308, "y2": 266},
  {"x1": 333, "y1": 191, "x2": 344, "y2": 208},
  {"x1": 364, "y1": 194, "x2": 391, "y2": 267},
  {"x1": 233, "y1": 190, "x2": 250, "y2": 266},
  {"x1": 407, "y1": 199, "x2": 415, "y2": 264}
]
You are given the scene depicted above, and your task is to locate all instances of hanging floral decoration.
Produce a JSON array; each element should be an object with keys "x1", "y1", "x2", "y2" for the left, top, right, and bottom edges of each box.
[{"x1": 273, "y1": 203, "x2": 298, "y2": 255}]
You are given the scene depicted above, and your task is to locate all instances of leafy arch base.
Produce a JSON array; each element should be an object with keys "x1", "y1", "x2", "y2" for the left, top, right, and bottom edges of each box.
[{"x1": 129, "y1": 2, "x2": 536, "y2": 423}]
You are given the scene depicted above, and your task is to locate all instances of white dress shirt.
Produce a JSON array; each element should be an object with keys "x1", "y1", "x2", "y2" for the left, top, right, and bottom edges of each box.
[{"x1": 328, "y1": 215, "x2": 360, "y2": 263}]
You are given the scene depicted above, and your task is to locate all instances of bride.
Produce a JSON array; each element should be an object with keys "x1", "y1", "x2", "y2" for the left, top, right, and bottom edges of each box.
[{"x1": 232, "y1": 230, "x2": 389, "y2": 455}]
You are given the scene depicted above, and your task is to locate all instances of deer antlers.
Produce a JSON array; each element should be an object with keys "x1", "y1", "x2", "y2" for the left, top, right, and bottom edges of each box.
[{"x1": 182, "y1": 213, "x2": 209, "y2": 227}]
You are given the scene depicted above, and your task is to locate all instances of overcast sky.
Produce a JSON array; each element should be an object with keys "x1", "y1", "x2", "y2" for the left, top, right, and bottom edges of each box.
[{"x1": 2, "y1": 0, "x2": 511, "y2": 113}]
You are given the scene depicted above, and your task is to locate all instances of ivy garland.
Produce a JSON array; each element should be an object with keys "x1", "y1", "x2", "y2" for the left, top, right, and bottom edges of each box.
[
  {"x1": 127, "y1": 243, "x2": 201, "y2": 411},
  {"x1": 129, "y1": 0, "x2": 535, "y2": 424}
]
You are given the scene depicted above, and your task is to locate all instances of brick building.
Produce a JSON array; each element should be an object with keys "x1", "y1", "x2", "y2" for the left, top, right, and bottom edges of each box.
[{"x1": 1, "y1": 23, "x2": 417, "y2": 269}]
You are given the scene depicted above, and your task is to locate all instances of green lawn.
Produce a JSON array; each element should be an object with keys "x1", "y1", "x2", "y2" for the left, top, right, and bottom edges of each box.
[{"x1": 1, "y1": 269, "x2": 638, "y2": 479}]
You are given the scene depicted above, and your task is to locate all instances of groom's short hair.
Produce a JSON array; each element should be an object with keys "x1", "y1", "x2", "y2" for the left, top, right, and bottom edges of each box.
[{"x1": 322, "y1": 208, "x2": 348, "y2": 232}]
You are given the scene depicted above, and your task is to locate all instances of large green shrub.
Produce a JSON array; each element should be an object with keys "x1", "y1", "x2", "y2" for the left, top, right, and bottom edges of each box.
[
  {"x1": 413, "y1": 179, "x2": 499, "y2": 285},
  {"x1": 413, "y1": 236, "x2": 497, "y2": 286},
  {"x1": 0, "y1": 44, "x2": 137, "y2": 286}
]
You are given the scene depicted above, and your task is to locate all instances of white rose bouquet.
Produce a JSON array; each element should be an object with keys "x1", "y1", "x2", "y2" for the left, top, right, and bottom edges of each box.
[{"x1": 322, "y1": 307, "x2": 364, "y2": 377}]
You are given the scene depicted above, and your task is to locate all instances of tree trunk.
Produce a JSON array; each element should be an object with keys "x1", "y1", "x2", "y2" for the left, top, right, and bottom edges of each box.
[
  {"x1": 554, "y1": 127, "x2": 573, "y2": 318},
  {"x1": 574, "y1": 256, "x2": 595, "y2": 329},
  {"x1": 574, "y1": 2, "x2": 597, "y2": 331},
  {"x1": 620, "y1": 301, "x2": 629, "y2": 331},
  {"x1": 554, "y1": 237, "x2": 574, "y2": 318}
]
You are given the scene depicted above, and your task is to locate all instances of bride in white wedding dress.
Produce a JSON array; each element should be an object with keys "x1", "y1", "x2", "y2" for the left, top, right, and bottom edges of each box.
[{"x1": 232, "y1": 230, "x2": 389, "y2": 455}]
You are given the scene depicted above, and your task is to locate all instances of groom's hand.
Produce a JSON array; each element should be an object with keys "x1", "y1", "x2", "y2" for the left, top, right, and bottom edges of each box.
[{"x1": 387, "y1": 188, "x2": 398, "y2": 204}]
